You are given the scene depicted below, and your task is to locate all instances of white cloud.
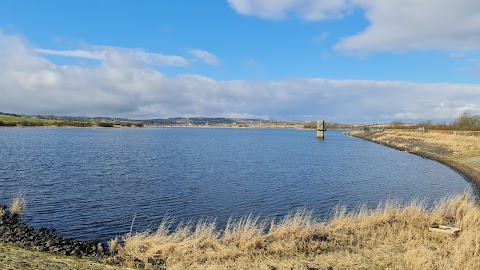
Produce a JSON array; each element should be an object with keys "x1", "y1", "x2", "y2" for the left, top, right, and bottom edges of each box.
[
  {"x1": 335, "y1": 0, "x2": 480, "y2": 52},
  {"x1": 227, "y1": 0, "x2": 351, "y2": 20},
  {"x1": 187, "y1": 49, "x2": 221, "y2": 66},
  {"x1": 36, "y1": 46, "x2": 191, "y2": 67},
  {"x1": 228, "y1": 0, "x2": 480, "y2": 53},
  {"x1": 1, "y1": 31, "x2": 479, "y2": 122},
  {"x1": 36, "y1": 48, "x2": 104, "y2": 60}
]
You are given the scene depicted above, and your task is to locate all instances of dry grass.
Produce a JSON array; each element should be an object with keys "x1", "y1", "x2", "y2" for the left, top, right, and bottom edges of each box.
[
  {"x1": 10, "y1": 194, "x2": 27, "y2": 216},
  {"x1": 0, "y1": 243, "x2": 136, "y2": 270},
  {"x1": 113, "y1": 193, "x2": 480, "y2": 269},
  {"x1": 372, "y1": 130, "x2": 480, "y2": 157}
]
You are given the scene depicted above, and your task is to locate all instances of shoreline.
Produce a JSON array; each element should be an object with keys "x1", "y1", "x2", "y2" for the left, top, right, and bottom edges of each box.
[
  {"x1": 3, "y1": 129, "x2": 480, "y2": 269},
  {"x1": 350, "y1": 130, "x2": 480, "y2": 195}
]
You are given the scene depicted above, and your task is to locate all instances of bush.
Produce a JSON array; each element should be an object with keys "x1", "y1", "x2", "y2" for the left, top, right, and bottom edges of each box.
[
  {"x1": 452, "y1": 112, "x2": 480, "y2": 131},
  {"x1": 10, "y1": 194, "x2": 27, "y2": 217},
  {"x1": 97, "y1": 122, "x2": 114, "y2": 127},
  {"x1": 19, "y1": 121, "x2": 43, "y2": 127},
  {"x1": 303, "y1": 122, "x2": 316, "y2": 129}
]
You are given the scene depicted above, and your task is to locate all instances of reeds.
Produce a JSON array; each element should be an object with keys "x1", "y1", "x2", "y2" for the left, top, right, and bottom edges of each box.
[
  {"x1": 113, "y1": 193, "x2": 480, "y2": 269},
  {"x1": 10, "y1": 194, "x2": 27, "y2": 217}
]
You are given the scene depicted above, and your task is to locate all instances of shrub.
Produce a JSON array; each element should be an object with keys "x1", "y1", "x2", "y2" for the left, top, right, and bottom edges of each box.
[
  {"x1": 452, "y1": 112, "x2": 480, "y2": 131},
  {"x1": 97, "y1": 122, "x2": 114, "y2": 127},
  {"x1": 10, "y1": 194, "x2": 27, "y2": 216}
]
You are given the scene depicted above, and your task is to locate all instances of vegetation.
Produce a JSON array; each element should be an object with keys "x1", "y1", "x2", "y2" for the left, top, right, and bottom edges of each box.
[
  {"x1": 54, "y1": 121, "x2": 93, "y2": 127},
  {"x1": 303, "y1": 121, "x2": 353, "y2": 130},
  {"x1": 10, "y1": 195, "x2": 26, "y2": 217},
  {"x1": 0, "y1": 243, "x2": 135, "y2": 270},
  {"x1": 0, "y1": 112, "x2": 145, "y2": 128},
  {"x1": 96, "y1": 122, "x2": 115, "y2": 127},
  {"x1": 105, "y1": 193, "x2": 480, "y2": 270},
  {"x1": 0, "y1": 114, "x2": 56, "y2": 126},
  {"x1": 389, "y1": 112, "x2": 480, "y2": 131},
  {"x1": 451, "y1": 112, "x2": 480, "y2": 131}
]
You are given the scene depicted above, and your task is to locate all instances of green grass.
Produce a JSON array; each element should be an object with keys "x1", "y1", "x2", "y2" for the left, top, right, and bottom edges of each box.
[{"x1": 0, "y1": 114, "x2": 57, "y2": 126}]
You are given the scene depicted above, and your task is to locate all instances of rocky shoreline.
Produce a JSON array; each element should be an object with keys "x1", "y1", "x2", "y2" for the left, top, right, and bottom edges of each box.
[
  {"x1": 0, "y1": 205, "x2": 108, "y2": 259},
  {"x1": 0, "y1": 205, "x2": 166, "y2": 269}
]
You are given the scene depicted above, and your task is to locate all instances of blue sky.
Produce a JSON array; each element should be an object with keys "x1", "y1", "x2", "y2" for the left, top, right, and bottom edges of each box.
[{"x1": 1, "y1": 0, "x2": 480, "y2": 123}]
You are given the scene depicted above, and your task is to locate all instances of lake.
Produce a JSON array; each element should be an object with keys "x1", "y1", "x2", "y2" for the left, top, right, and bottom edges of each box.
[{"x1": 0, "y1": 128, "x2": 473, "y2": 241}]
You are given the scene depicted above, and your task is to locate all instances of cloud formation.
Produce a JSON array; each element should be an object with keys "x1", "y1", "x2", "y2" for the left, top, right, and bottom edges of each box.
[
  {"x1": 228, "y1": 0, "x2": 480, "y2": 52},
  {"x1": 227, "y1": 0, "x2": 350, "y2": 20},
  {"x1": 1, "y1": 31, "x2": 479, "y2": 122},
  {"x1": 336, "y1": 0, "x2": 480, "y2": 52},
  {"x1": 187, "y1": 49, "x2": 221, "y2": 66},
  {"x1": 36, "y1": 47, "x2": 191, "y2": 67}
]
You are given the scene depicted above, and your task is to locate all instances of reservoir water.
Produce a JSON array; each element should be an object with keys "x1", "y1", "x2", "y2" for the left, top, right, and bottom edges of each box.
[{"x1": 0, "y1": 128, "x2": 473, "y2": 241}]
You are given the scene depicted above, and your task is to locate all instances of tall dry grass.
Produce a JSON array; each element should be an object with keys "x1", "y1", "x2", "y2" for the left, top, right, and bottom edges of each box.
[
  {"x1": 113, "y1": 193, "x2": 480, "y2": 270},
  {"x1": 10, "y1": 194, "x2": 27, "y2": 216},
  {"x1": 374, "y1": 130, "x2": 480, "y2": 157}
]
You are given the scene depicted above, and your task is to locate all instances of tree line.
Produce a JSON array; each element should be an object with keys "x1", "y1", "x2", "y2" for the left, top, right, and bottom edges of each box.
[
  {"x1": 302, "y1": 112, "x2": 480, "y2": 131},
  {"x1": 391, "y1": 112, "x2": 480, "y2": 131}
]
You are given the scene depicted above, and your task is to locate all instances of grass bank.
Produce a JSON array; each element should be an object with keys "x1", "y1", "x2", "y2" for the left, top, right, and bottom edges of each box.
[
  {"x1": 3, "y1": 195, "x2": 480, "y2": 270},
  {"x1": 109, "y1": 194, "x2": 480, "y2": 270},
  {"x1": 350, "y1": 130, "x2": 480, "y2": 191},
  {"x1": 0, "y1": 242, "x2": 135, "y2": 270},
  {"x1": 0, "y1": 114, "x2": 57, "y2": 126}
]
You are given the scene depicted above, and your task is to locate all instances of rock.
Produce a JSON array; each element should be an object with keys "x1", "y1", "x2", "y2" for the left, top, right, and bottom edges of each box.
[
  {"x1": 0, "y1": 207, "x2": 116, "y2": 265},
  {"x1": 97, "y1": 242, "x2": 105, "y2": 254}
]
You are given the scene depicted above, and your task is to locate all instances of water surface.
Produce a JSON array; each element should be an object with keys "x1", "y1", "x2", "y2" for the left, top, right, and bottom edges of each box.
[{"x1": 0, "y1": 128, "x2": 472, "y2": 241}]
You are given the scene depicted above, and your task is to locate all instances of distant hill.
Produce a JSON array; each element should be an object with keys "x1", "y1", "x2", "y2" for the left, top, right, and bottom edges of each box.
[
  {"x1": 302, "y1": 121, "x2": 356, "y2": 130},
  {"x1": 0, "y1": 112, "x2": 309, "y2": 127}
]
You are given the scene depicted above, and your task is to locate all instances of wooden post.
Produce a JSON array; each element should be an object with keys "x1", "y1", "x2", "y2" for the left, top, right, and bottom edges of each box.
[{"x1": 317, "y1": 120, "x2": 325, "y2": 138}]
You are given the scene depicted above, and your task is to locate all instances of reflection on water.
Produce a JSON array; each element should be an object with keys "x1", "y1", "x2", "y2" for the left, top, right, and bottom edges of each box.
[{"x1": 0, "y1": 128, "x2": 472, "y2": 241}]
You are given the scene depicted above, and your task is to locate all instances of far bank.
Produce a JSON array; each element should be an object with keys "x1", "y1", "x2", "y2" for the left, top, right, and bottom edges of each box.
[{"x1": 350, "y1": 130, "x2": 480, "y2": 194}]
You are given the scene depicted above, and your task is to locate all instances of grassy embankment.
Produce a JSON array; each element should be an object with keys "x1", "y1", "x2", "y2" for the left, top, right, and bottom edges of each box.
[
  {"x1": 0, "y1": 114, "x2": 143, "y2": 128},
  {"x1": 0, "y1": 243, "x2": 135, "y2": 270},
  {"x1": 2, "y1": 130, "x2": 480, "y2": 269},
  {"x1": 0, "y1": 114, "x2": 57, "y2": 126},
  {"x1": 6, "y1": 196, "x2": 479, "y2": 270},
  {"x1": 108, "y1": 193, "x2": 479, "y2": 270}
]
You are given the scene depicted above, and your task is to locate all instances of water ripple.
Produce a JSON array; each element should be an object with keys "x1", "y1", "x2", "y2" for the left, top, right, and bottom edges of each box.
[{"x1": 0, "y1": 128, "x2": 473, "y2": 241}]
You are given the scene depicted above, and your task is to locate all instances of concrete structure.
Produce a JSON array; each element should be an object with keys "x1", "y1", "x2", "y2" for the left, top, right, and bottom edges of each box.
[{"x1": 317, "y1": 120, "x2": 325, "y2": 138}]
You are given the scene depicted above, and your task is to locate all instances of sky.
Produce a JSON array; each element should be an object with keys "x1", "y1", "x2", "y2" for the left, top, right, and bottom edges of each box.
[{"x1": 1, "y1": 0, "x2": 480, "y2": 123}]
